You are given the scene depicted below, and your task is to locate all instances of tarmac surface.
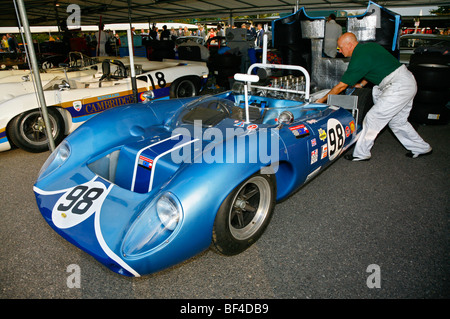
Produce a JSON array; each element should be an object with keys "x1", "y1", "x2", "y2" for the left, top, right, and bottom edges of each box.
[{"x1": 0, "y1": 121, "x2": 449, "y2": 301}]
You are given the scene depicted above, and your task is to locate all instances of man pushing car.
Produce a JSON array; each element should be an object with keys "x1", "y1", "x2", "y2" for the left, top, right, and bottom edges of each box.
[{"x1": 316, "y1": 32, "x2": 432, "y2": 161}]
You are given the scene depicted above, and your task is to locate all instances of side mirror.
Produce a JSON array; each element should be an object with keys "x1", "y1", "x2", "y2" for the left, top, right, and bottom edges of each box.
[
  {"x1": 277, "y1": 111, "x2": 294, "y2": 129},
  {"x1": 58, "y1": 80, "x2": 70, "y2": 91},
  {"x1": 142, "y1": 91, "x2": 154, "y2": 102}
]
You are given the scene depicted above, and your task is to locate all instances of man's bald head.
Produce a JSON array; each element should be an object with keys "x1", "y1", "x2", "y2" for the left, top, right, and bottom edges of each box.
[{"x1": 337, "y1": 32, "x2": 359, "y2": 57}]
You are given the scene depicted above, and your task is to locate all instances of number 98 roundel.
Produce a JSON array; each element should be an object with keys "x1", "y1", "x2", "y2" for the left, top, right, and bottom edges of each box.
[
  {"x1": 52, "y1": 178, "x2": 111, "y2": 229},
  {"x1": 327, "y1": 118, "x2": 345, "y2": 161}
]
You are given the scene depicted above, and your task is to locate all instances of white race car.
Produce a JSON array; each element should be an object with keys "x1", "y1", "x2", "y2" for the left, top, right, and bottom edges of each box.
[{"x1": 0, "y1": 58, "x2": 208, "y2": 152}]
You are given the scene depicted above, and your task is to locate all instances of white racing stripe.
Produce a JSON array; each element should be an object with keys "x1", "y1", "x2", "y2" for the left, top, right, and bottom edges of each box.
[
  {"x1": 34, "y1": 178, "x2": 140, "y2": 277},
  {"x1": 147, "y1": 138, "x2": 198, "y2": 192},
  {"x1": 131, "y1": 134, "x2": 181, "y2": 191},
  {"x1": 94, "y1": 183, "x2": 141, "y2": 277},
  {"x1": 131, "y1": 134, "x2": 198, "y2": 193}
]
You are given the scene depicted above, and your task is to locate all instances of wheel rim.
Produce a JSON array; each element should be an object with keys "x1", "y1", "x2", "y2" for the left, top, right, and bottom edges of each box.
[
  {"x1": 228, "y1": 176, "x2": 272, "y2": 241},
  {"x1": 18, "y1": 110, "x2": 58, "y2": 147},
  {"x1": 176, "y1": 80, "x2": 196, "y2": 97}
]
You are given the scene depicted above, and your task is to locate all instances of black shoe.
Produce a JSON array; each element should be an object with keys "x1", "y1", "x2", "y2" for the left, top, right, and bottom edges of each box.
[
  {"x1": 344, "y1": 154, "x2": 370, "y2": 161},
  {"x1": 405, "y1": 149, "x2": 433, "y2": 158}
]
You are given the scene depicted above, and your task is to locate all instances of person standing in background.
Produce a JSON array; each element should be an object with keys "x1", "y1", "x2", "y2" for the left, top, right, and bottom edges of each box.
[
  {"x1": 160, "y1": 25, "x2": 171, "y2": 41},
  {"x1": 256, "y1": 23, "x2": 264, "y2": 48},
  {"x1": 324, "y1": 14, "x2": 342, "y2": 58},
  {"x1": 2, "y1": 35, "x2": 9, "y2": 51},
  {"x1": 95, "y1": 23, "x2": 108, "y2": 56}
]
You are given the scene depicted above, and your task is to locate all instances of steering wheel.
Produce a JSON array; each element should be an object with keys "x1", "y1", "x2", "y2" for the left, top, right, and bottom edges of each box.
[
  {"x1": 99, "y1": 60, "x2": 111, "y2": 82},
  {"x1": 206, "y1": 100, "x2": 231, "y2": 116}
]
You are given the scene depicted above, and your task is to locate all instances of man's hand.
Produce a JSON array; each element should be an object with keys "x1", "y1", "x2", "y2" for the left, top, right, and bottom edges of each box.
[
  {"x1": 354, "y1": 80, "x2": 368, "y2": 89},
  {"x1": 315, "y1": 81, "x2": 349, "y2": 104},
  {"x1": 316, "y1": 95, "x2": 328, "y2": 104}
]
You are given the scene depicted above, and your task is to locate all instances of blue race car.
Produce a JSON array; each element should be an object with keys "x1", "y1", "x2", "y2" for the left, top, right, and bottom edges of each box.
[{"x1": 34, "y1": 63, "x2": 360, "y2": 277}]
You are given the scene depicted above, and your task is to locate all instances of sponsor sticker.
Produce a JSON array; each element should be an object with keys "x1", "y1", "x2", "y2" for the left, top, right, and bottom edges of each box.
[
  {"x1": 428, "y1": 114, "x2": 440, "y2": 120},
  {"x1": 138, "y1": 155, "x2": 153, "y2": 170},
  {"x1": 345, "y1": 126, "x2": 350, "y2": 137},
  {"x1": 97, "y1": 93, "x2": 120, "y2": 101},
  {"x1": 349, "y1": 121, "x2": 355, "y2": 134},
  {"x1": 73, "y1": 101, "x2": 82, "y2": 112},
  {"x1": 289, "y1": 124, "x2": 309, "y2": 138},
  {"x1": 321, "y1": 144, "x2": 328, "y2": 159},
  {"x1": 318, "y1": 128, "x2": 327, "y2": 141},
  {"x1": 311, "y1": 149, "x2": 318, "y2": 164}
]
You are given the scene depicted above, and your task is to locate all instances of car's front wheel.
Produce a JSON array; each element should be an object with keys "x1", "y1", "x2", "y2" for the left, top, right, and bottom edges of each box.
[
  {"x1": 212, "y1": 172, "x2": 276, "y2": 256},
  {"x1": 169, "y1": 77, "x2": 199, "y2": 98},
  {"x1": 7, "y1": 107, "x2": 65, "y2": 153}
]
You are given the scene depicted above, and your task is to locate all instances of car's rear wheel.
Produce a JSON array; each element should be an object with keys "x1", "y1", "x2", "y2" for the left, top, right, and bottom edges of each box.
[
  {"x1": 212, "y1": 172, "x2": 276, "y2": 256},
  {"x1": 169, "y1": 77, "x2": 199, "y2": 98},
  {"x1": 7, "y1": 107, "x2": 65, "y2": 153}
]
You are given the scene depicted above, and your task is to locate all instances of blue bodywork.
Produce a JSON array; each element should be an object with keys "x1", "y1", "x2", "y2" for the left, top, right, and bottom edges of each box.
[{"x1": 34, "y1": 88, "x2": 359, "y2": 277}]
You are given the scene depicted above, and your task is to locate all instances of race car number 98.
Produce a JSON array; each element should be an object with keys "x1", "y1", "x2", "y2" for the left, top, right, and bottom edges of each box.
[
  {"x1": 57, "y1": 186, "x2": 103, "y2": 215},
  {"x1": 52, "y1": 179, "x2": 109, "y2": 229},
  {"x1": 327, "y1": 119, "x2": 345, "y2": 161}
]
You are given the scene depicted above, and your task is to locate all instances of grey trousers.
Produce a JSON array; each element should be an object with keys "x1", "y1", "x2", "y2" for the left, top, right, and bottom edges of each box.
[{"x1": 353, "y1": 65, "x2": 431, "y2": 159}]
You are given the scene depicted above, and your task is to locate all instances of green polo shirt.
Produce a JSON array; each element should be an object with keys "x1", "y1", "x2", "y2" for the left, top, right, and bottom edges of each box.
[{"x1": 341, "y1": 42, "x2": 401, "y2": 86}]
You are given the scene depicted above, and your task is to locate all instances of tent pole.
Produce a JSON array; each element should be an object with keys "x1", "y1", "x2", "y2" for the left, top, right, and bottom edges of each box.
[
  {"x1": 127, "y1": 0, "x2": 138, "y2": 103},
  {"x1": 15, "y1": 0, "x2": 55, "y2": 152},
  {"x1": 126, "y1": 27, "x2": 137, "y2": 104}
]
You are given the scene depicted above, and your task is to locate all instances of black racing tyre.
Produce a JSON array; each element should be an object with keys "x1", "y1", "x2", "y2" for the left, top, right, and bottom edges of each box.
[
  {"x1": 408, "y1": 63, "x2": 450, "y2": 91},
  {"x1": 409, "y1": 53, "x2": 450, "y2": 67},
  {"x1": 212, "y1": 172, "x2": 276, "y2": 256},
  {"x1": 169, "y1": 77, "x2": 199, "y2": 98},
  {"x1": 414, "y1": 89, "x2": 450, "y2": 105},
  {"x1": 409, "y1": 102, "x2": 449, "y2": 125},
  {"x1": 7, "y1": 107, "x2": 65, "y2": 153}
]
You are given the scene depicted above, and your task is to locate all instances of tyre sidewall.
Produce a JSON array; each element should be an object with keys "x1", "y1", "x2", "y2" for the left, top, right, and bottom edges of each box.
[
  {"x1": 212, "y1": 172, "x2": 276, "y2": 256},
  {"x1": 169, "y1": 76, "x2": 199, "y2": 98},
  {"x1": 409, "y1": 63, "x2": 450, "y2": 90},
  {"x1": 7, "y1": 107, "x2": 65, "y2": 153},
  {"x1": 414, "y1": 89, "x2": 449, "y2": 105}
]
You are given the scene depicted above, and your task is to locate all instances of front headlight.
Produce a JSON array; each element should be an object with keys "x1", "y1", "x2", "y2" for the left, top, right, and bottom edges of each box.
[
  {"x1": 37, "y1": 140, "x2": 71, "y2": 181},
  {"x1": 121, "y1": 192, "x2": 183, "y2": 257},
  {"x1": 156, "y1": 194, "x2": 180, "y2": 231}
]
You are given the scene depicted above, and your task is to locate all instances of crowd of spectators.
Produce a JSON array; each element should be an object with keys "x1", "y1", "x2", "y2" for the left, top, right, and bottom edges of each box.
[
  {"x1": 0, "y1": 21, "x2": 267, "y2": 68},
  {"x1": 0, "y1": 34, "x2": 21, "y2": 53}
]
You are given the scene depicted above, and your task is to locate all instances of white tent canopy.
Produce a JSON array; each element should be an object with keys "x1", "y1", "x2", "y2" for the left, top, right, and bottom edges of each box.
[
  {"x1": 0, "y1": 22, "x2": 198, "y2": 34},
  {"x1": 0, "y1": 0, "x2": 446, "y2": 28}
]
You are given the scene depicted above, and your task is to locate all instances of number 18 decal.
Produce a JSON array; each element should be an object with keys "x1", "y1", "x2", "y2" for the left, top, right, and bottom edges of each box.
[
  {"x1": 327, "y1": 119, "x2": 345, "y2": 161},
  {"x1": 52, "y1": 179, "x2": 110, "y2": 229}
]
